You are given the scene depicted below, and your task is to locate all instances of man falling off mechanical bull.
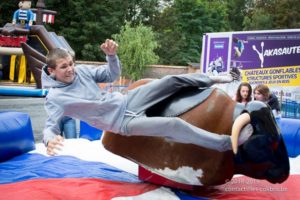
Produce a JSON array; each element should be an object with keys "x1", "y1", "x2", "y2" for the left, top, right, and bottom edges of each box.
[{"x1": 42, "y1": 39, "x2": 289, "y2": 186}]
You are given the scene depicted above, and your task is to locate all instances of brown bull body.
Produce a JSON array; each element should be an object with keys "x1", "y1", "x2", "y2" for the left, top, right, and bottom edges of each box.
[
  {"x1": 102, "y1": 81, "x2": 237, "y2": 186},
  {"x1": 102, "y1": 79, "x2": 290, "y2": 187}
]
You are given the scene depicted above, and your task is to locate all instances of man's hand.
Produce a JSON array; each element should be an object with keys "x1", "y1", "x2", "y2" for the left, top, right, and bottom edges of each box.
[
  {"x1": 100, "y1": 39, "x2": 118, "y2": 56},
  {"x1": 46, "y1": 135, "x2": 64, "y2": 156}
]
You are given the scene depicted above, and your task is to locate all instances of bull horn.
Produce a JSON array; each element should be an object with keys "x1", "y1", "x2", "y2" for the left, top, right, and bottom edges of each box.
[{"x1": 231, "y1": 113, "x2": 251, "y2": 154}]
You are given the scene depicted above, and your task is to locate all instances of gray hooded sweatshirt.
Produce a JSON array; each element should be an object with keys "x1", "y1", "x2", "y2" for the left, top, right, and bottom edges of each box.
[{"x1": 42, "y1": 55, "x2": 126, "y2": 145}]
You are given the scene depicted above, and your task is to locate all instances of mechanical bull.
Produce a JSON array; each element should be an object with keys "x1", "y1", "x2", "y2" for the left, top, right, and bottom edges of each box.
[{"x1": 102, "y1": 79, "x2": 289, "y2": 187}]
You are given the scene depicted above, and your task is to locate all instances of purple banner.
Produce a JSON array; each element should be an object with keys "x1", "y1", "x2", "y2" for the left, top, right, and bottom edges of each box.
[
  {"x1": 231, "y1": 32, "x2": 300, "y2": 69},
  {"x1": 204, "y1": 37, "x2": 229, "y2": 75}
]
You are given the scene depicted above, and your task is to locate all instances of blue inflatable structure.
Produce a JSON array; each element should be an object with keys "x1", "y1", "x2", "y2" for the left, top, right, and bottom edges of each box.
[
  {"x1": 278, "y1": 118, "x2": 300, "y2": 158},
  {"x1": 79, "y1": 121, "x2": 103, "y2": 141},
  {"x1": 0, "y1": 111, "x2": 35, "y2": 162},
  {"x1": 0, "y1": 86, "x2": 48, "y2": 97}
]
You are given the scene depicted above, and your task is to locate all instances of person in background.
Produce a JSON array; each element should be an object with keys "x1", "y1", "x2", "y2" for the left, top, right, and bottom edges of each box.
[
  {"x1": 232, "y1": 82, "x2": 252, "y2": 104},
  {"x1": 253, "y1": 84, "x2": 281, "y2": 118},
  {"x1": 60, "y1": 116, "x2": 77, "y2": 138}
]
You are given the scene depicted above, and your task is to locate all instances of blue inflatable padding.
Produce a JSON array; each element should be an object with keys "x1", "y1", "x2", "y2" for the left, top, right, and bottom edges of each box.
[
  {"x1": 0, "y1": 153, "x2": 140, "y2": 184},
  {"x1": 79, "y1": 121, "x2": 103, "y2": 141},
  {"x1": 0, "y1": 86, "x2": 48, "y2": 97},
  {"x1": 0, "y1": 111, "x2": 35, "y2": 162},
  {"x1": 278, "y1": 118, "x2": 300, "y2": 158}
]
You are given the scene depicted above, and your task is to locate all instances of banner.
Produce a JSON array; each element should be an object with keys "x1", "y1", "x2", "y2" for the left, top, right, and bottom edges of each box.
[{"x1": 201, "y1": 30, "x2": 300, "y2": 119}]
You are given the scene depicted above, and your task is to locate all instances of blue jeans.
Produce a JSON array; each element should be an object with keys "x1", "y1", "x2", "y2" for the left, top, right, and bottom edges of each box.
[{"x1": 60, "y1": 116, "x2": 77, "y2": 138}]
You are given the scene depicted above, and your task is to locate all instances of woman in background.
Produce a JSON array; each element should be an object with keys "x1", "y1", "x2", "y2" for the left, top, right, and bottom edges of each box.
[
  {"x1": 253, "y1": 84, "x2": 281, "y2": 117},
  {"x1": 233, "y1": 82, "x2": 252, "y2": 104}
]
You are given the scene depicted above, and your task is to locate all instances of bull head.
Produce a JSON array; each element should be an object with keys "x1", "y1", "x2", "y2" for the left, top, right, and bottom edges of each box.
[{"x1": 232, "y1": 101, "x2": 289, "y2": 183}]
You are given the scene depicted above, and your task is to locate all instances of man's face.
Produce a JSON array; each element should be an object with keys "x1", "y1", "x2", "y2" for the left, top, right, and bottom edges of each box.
[{"x1": 48, "y1": 55, "x2": 75, "y2": 84}]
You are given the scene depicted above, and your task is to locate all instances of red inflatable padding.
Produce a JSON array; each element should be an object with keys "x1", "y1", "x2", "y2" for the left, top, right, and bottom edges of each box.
[
  {"x1": 0, "y1": 178, "x2": 158, "y2": 200},
  {"x1": 138, "y1": 165, "x2": 194, "y2": 190},
  {"x1": 0, "y1": 35, "x2": 27, "y2": 47}
]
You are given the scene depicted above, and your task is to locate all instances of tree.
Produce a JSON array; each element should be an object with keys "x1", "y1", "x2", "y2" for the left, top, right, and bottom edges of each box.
[
  {"x1": 226, "y1": 0, "x2": 247, "y2": 31},
  {"x1": 123, "y1": 0, "x2": 160, "y2": 26},
  {"x1": 242, "y1": 0, "x2": 300, "y2": 30},
  {"x1": 113, "y1": 22, "x2": 158, "y2": 80},
  {"x1": 273, "y1": 0, "x2": 300, "y2": 29},
  {"x1": 153, "y1": 0, "x2": 229, "y2": 65},
  {"x1": 45, "y1": 0, "x2": 126, "y2": 61},
  {"x1": 152, "y1": 5, "x2": 186, "y2": 65},
  {"x1": 0, "y1": 0, "x2": 21, "y2": 26},
  {"x1": 243, "y1": 8, "x2": 274, "y2": 30},
  {"x1": 44, "y1": 0, "x2": 164, "y2": 61},
  {"x1": 242, "y1": 0, "x2": 275, "y2": 30}
]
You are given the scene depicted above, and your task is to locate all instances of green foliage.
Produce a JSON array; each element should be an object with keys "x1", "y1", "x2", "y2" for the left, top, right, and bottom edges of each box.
[
  {"x1": 45, "y1": 0, "x2": 126, "y2": 61},
  {"x1": 243, "y1": 8, "x2": 274, "y2": 30},
  {"x1": 0, "y1": 0, "x2": 22, "y2": 26},
  {"x1": 113, "y1": 22, "x2": 158, "y2": 80},
  {"x1": 272, "y1": 0, "x2": 300, "y2": 29},
  {"x1": 226, "y1": 0, "x2": 247, "y2": 31},
  {"x1": 153, "y1": 0, "x2": 229, "y2": 65},
  {"x1": 123, "y1": 0, "x2": 161, "y2": 26},
  {"x1": 242, "y1": 0, "x2": 300, "y2": 30},
  {"x1": 1, "y1": 0, "x2": 300, "y2": 66}
]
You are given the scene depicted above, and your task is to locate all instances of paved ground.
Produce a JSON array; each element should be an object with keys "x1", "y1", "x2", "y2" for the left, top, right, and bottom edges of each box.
[{"x1": 0, "y1": 96, "x2": 46, "y2": 143}]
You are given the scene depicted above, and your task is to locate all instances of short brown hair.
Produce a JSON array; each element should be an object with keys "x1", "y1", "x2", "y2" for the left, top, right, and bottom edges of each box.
[{"x1": 46, "y1": 48, "x2": 74, "y2": 69}]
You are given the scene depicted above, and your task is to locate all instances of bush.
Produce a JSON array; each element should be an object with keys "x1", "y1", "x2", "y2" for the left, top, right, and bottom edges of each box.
[{"x1": 113, "y1": 22, "x2": 159, "y2": 81}]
